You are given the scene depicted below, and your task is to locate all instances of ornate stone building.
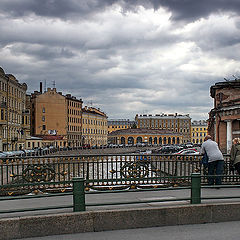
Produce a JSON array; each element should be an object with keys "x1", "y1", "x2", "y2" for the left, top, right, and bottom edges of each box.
[
  {"x1": 135, "y1": 113, "x2": 191, "y2": 143},
  {"x1": 108, "y1": 128, "x2": 183, "y2": 145},
  {"x1": 208, "y1": 79, "x2": 240, "y2": 153},
  {"x1": 0, "y1": 67, "x2": 29, "y2": 151}
]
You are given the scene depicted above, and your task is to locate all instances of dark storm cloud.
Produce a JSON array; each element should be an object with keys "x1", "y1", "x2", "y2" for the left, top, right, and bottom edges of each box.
[
  {"x1": 8, "y1": 44, "x2": 76, "y2": 60},
  {"x1": 0, "y1": 0, "x2": 114, "y2": 19},
  {"x1": 1, "y1": 0, "x2": 239, "y2": 121},
  {"x1": 1, "y1": 0, "x2": 240, "y2": 22}
]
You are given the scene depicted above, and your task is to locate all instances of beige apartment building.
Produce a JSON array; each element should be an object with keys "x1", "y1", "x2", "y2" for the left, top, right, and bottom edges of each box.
[
  {"x1": 0, "y1": 67, "x2": 30, "y2": 151},
  {"x1": 135, "y1": 113, "x2": 191, "y2": 143},
  {"x1": 66, "y1": 94, "x2": 83, "y2": 147},
  {"x1": 82, "y1": 107, "x2": 108, "y2": 146}
]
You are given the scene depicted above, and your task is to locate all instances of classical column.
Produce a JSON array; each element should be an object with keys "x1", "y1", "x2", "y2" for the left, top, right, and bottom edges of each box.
[{"x1": 226, "y1": 120, "x2": 232, "y2": 153}]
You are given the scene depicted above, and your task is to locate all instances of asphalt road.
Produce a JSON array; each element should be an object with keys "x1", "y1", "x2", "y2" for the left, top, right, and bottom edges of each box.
[{"x1": 19, "y1": 221, "x2": 240, "y2": 240}]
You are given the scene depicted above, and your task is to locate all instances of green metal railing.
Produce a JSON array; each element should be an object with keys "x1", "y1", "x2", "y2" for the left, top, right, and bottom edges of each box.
[
  {"x1": 0, "y1": 153, "x2": 240, "y2": 215},
  {"x1": 0, "y1": 153, "x2": 236, "y2": 196},
  {"x1": 1, "y1": 173, "x2": 240, "y2": 215}
]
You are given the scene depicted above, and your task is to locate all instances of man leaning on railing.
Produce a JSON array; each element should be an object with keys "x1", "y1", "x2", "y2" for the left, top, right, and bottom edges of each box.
[{"x1": 201, "y1": 135, "x2": 224, "y2": 186}]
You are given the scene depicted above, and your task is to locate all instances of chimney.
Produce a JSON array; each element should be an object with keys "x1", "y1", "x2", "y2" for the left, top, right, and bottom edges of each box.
[{"x1": 40, "y1": 82, "x2": 43, "y2": 94}]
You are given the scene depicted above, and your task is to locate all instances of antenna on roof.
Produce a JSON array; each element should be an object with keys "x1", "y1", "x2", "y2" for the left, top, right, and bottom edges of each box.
[
  {"x1": 224, "y1": 78, "x2": 230, "y2": 81},
  {"x1": 52, "y1": 80, "x2": 56, "y2": 88}
]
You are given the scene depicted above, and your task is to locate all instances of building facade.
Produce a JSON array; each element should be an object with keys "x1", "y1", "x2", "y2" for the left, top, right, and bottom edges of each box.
[
  {"x1": 66, "y1": 94, "x2": 83, "y2": 148},
  {"x1": 135, "y1": 113, "x2": 191, "y2": 143},
  {"x1": 82, "y1": 107, "x2": 108, "y2": 146},
  {"x1": 208, "y1": 79, "x2": 240, "y2": 153},
  {"x1": 108, "y1": 128, "x2": 183, "y2": 145},
  {"x1": 0, "y1": 67, "x2": 29, "y2": 151},
  {"x1": 108, "y1": 119, "x2": 135, "y2": 134},
  {"x1": 30, "y1": 87, "x2": 68, "y2": 148},
  {"x1": 191, "y1": 120, "x2": 208, "y2": 144}
]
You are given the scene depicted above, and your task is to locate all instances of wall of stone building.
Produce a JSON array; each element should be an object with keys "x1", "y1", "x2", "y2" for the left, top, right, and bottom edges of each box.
[
  {"x1": 218, "y1": 121, "x2": 227, "y2": 153},
  {"x1": 215, "y1": 88, "x2": 240, "y2": 108},
  {"x1": 34, "y1": 89, "x2": 67, "y2": 136}
]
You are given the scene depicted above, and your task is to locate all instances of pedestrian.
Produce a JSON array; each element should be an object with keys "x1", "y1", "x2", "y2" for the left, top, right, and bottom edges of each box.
[
  {"x1": 201, "y1": 135, "x2": 224, "y2": 186},
  {"x1": 230, "y1": 138, "x2": 240, "y2": 175}
]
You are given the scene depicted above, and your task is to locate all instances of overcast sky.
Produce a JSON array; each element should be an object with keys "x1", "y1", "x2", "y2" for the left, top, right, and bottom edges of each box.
[{"x1": 1, "y1": 0, "x2": 240, "y2": 121}]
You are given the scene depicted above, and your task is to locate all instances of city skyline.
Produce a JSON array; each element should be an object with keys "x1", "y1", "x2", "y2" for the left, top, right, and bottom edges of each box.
[{"x1": 1, "y1": 1, "x2": 240, "y2": 120}]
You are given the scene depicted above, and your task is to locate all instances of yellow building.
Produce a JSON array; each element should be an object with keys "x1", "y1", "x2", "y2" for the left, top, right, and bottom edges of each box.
[
  {"x1": 26, "y1": 136, "x2": 43, "y2": 150},
  {"x1": 108, "y1": 119, "x2": 135, "y2": 134},
  {"x1": 82, "y1": 107, "x2": 108, "y2": 146},
  {"x1": 135, "y1": 113, "x2": 191, "y2": 143},
  {"x1": 108, "y1": 128, "x2": 183, "y2": 145},
  {"x1": 191, "y1": 120, "x2": 208, "y2": 144},
  {"x1": 0, "y1": 67, "x2": 30, "y2": 151},
  {"x1": 30, "y1": 87, "x2": 68, "y2": 148}
]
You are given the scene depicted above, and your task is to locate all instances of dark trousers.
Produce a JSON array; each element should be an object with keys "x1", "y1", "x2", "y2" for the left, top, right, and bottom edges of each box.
[
  {"x1": 234, "y1": 162, "x2": 240, "y2": 175},
  {"x1": 208, "y1": 160, "x2": 224, "y2": 185}
]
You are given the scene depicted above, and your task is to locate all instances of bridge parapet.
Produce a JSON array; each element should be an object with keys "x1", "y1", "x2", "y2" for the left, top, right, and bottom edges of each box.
[{"x1": 0, "y1": 153, "x2": 235, "y2": 196}]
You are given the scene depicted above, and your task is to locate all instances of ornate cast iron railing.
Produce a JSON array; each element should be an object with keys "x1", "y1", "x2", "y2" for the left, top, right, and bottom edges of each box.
[{"x1": 0, "y1": 153, "x2": 236, "y2": 196}]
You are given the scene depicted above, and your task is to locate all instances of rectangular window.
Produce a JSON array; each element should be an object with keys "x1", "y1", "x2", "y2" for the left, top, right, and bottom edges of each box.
[
  {"x1": 42, "y1": 125, "x2": 46, "y2": 130},
  {"x1": 42, "y1": 107, "x2": 45, "y2": 113},
  {"x1": 42, "y1": 116, "x2": 45, "y2": 122},
  {"x1": 1, "y1": 109, "x2": 4, "y2": 120}
]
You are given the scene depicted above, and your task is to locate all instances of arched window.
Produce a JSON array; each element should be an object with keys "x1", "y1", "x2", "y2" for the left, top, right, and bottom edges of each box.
[
  {"x1": 149, "y1": 137, "x2": 152, "y2": 144},
  {"x1": 163, "y1": 137, "x2": 167, "y2": 145},
  {"x1": 177, "y1": 137, "x2": 180, "y2": 144},
  {"x1": 172, "y1": 137, "x2": 175, "y2": 144},
  {"x1": 136, "y1": 136, "x2": 142, "y2": 143},
  {"x1": 168, "y1": 137, "x2": 171, "y2": 144},
  {"x1": 128, "y1": 137, "x2": 134, "y2": 145},
  {"x1": 154, "y1": 137, "x2": 158, "y2": 144},
  {"x1": 121, "y1": 137, "x2": 125, "y2": 145},
  {"x1": 159, "y1": 137, "x2": 162, "y2": 145}
]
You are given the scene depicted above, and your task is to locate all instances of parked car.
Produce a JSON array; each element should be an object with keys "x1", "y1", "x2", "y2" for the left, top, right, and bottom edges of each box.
[
  {"x1": 174, "y1": 149, "x2": 200, "y2": 161},
  {"x1": 0, "y1": 152, "x2": 7, "y2": 159},
  {"x1": 174, "y1": 149, "x2": 198, "y2": 155},
  {"x1": 159, "y1": 145, "x2": 179, "y2": 154}
]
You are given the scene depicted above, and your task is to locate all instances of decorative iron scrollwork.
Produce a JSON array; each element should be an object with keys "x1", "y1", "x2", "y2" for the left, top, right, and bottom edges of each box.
[
  {"x1": 22, "y1": 164, "x2": 56, "y2": 182},
  {"x1": 120, "y1": 161, "x2": 149, "y2": 178}
]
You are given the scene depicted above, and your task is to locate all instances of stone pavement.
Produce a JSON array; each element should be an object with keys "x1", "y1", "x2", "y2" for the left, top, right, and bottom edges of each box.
[{"x1": 18, "y1": 220, "x2": 240, "y2": 240}]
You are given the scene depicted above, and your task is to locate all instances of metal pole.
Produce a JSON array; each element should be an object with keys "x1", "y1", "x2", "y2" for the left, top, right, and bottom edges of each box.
[
  {"x1": 191, "y1": 173, "x2": 201, "y2": 204},
  {"x1": 72, "y1": 177, "x2": 85, "y2": 211}
]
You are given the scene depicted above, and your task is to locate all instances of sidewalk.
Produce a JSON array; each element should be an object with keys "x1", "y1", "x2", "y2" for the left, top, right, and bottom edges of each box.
[
  {"x1": 18, "y1": 220, "x2": 240, "y2": 240},
  {"x1": 1, "y1": 186, "x2": 240, "y2": 219}
]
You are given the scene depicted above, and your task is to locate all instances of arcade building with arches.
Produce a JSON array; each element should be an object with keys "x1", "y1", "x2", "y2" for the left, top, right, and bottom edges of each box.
[{"x1": 108, "y1": 128, "x2": 183, "y2": 145}]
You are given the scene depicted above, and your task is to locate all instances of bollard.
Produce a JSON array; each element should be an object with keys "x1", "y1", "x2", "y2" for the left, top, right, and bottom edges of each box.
[
  {"x1": 72, "y1": 177, "x2": 86, "y2": 211},
  {"x1": 191, "y1": 173, "x2": 201, "y2": 204}
]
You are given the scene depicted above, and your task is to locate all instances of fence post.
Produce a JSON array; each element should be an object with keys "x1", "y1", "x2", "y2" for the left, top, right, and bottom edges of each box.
[
  {"x1": 191, "y1": 173, "x2": 201, "y2": 204},
  {"x1": 72, "y1": 177, "x2": 86, "y2": 211}
]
